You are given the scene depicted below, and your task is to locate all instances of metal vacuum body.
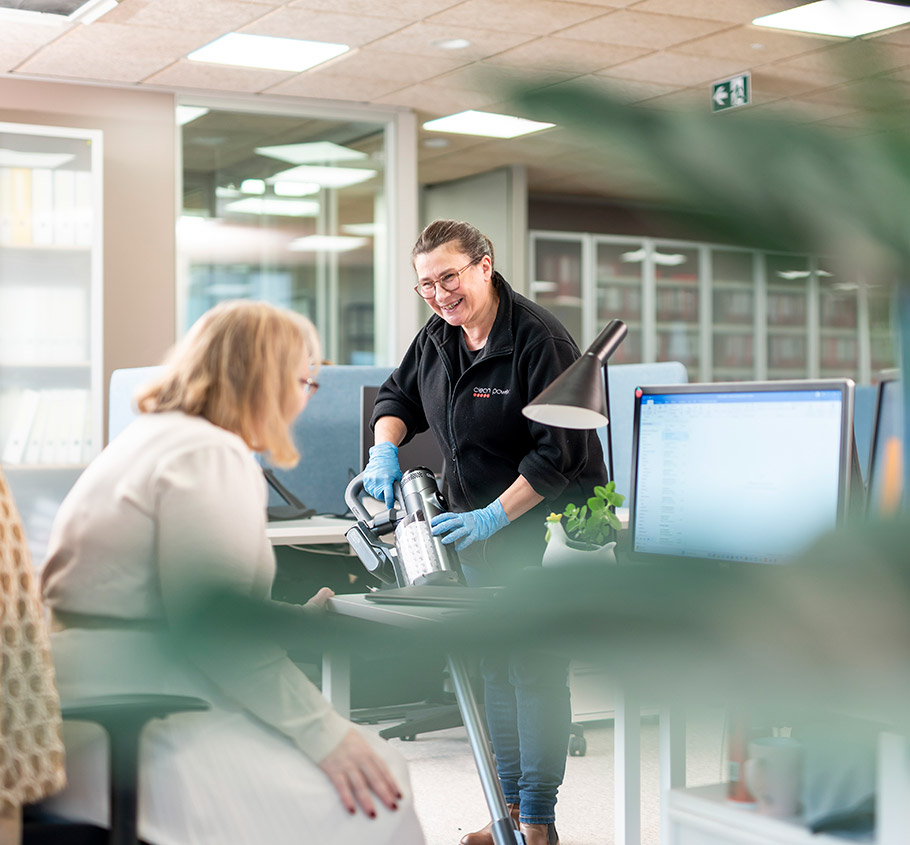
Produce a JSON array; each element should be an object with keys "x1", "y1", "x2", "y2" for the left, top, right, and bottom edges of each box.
[{"x1": 344, "y1": 466, "x2": 462, "y2": 588}]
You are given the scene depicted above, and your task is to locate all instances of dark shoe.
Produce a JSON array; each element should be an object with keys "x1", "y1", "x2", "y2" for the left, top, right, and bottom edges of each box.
[
  {"x1": 519, "y1": 822, "x2": 559, "y2": 845},
  {"x1": 459, "y1": 803, "x2": 520, "y2": 845}
]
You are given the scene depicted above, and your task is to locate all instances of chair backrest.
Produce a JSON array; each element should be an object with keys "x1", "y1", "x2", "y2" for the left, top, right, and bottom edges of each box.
[
  {"x1": 263, "y1": 365, "x2": 394, "y2": 516},
  {"x1": 108, "y1": 366, "x2": 162, "y2": 442},
  {"x1": 598, "y1": 361, "x2": 689, "y2": 500}
]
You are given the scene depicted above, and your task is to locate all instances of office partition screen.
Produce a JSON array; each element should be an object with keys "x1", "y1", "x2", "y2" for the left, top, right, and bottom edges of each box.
[{"x1": 629, "y1": 380, "x2": 854, "y2": 565}]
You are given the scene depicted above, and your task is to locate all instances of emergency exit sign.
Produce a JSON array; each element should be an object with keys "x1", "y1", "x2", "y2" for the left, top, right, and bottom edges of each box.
[{"x1": 712, "y1": 73, "x2": 750, "y2": 112}]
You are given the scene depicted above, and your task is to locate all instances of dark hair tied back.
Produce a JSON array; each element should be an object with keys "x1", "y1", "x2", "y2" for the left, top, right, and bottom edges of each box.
[{"x1": 412, "y1": 219, "x2": 495, "y2": 271}]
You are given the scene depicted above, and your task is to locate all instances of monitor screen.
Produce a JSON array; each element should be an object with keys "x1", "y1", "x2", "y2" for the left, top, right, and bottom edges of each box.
[
  {"x1": 629, "y1": 380, "x2": 854, "y2": 565},
  {"x1": 867, "y1": 373, "x2": 903, "y2": 517},
  {"x1": 360, "y1": 385, "x2": 444, "y2": 478}
]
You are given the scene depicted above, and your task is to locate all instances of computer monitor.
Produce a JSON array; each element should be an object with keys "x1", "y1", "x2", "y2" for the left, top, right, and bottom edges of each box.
[
  {"x1": 628, "y1": 379, "x2": 854, "y2": 565},
  {"x1": 866, "y1": 371, "x2": 903, "y2": 517},
  {"x1": 360, "y1": 385, "x2": 444, "y2": 478}
]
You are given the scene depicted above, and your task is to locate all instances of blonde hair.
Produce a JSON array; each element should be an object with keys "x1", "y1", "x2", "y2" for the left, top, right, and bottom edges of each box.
[{"x1": 136, "y1": 300, "x2": 320, "y2": 468}]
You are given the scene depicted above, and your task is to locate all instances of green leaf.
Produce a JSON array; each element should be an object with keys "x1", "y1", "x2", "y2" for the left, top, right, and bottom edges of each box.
[
  {"x1": 606, "y1": 511, "x2": 622, "y2": 531},
  {"x1": 593, "y1": 485, "x2": 609, "y2": 498},
  {"x1": 588, "y1": 496, "x2": 605, "y2": 511}
]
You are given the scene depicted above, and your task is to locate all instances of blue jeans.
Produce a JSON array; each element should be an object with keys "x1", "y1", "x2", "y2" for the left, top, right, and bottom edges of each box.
[{"x1": 460, "y1": 532, "x2": 571, "y2": 825}]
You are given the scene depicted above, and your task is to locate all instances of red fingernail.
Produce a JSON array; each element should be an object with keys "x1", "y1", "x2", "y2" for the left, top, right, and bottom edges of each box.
[{"x1": 369, "y1": 811, "x2": 376, "y2": 819}]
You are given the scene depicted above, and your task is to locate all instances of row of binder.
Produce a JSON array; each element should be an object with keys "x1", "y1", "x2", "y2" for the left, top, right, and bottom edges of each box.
[
  {"x1": 0, "y1": 285, "x2": 88, "y2": 364},
  {"x1": 0, "y1": 166, "x2": 93, "y2": 248},
  {"x1": 0, "y1": 389, "x2": 94, "y2": 466}
]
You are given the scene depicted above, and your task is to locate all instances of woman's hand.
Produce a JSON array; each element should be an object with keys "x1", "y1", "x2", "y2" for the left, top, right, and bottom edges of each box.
[
  {"x1": 318, "y1": 727, "x2": 403, "y2": 818},
  {"x1": 430, "y1": 499, "x2": 510, "y2": 550},
  {"x1": 304, "y1": 586, "x2": 335, "y2": 610},
  {"x1": 362, "y1": 442, "x2": 402, "y2": 508}
]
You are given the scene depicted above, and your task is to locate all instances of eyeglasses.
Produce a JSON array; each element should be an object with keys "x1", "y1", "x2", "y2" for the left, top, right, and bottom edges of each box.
[
  {"x1": 299, "y1": 377, "x2": 319, "y2": 396},
  {"x1": 414, "y1": 257, "x2": 481, "y2": 300}
]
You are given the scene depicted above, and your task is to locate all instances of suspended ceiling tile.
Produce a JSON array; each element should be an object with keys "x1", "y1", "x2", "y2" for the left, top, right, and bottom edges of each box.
[
  {"x1": 484, "y1": 36, "x2": 651, "y2": 74},
  {"x1": 432, "y1": 63, "x2": 578, "y2": 95},
  {"x1": 288, "y1": 0, "x2": 462, "y2": 15},
  {"x1": 559, "y1": 9, "x2": 731, "y2": 50},
  {"x1": 675, "y1": 25, "x2": 831, "y2": 63},
  {"x1": 265, "y1": 71, "x2": 406, "y2": 101},
  {"x1": 0, "y1": 21, "x2": 64, "y2": 72},
  {"x1": 242, "y1": 7, "x2": 410, "y2": 47},
  {"x1": 631, "y1": 0, "x2": 796, "y2": 25},
  {"x1": 602, "y1": 52, "x2": 748, "y2": 87},
  {"x1": 640, "y1": 86, "x2": 710, "y2": 111},
  {"x1": 427, "y1": 0, "x2": 606, "y2": 36},
  {"x1": 365, "y1": 21, "x2": 535, "y2": 60},
  {"x1": 107, "y1": 0, "x2": 270, "y2": 32},
  {"x1": 764, "y1": 96, "x2": 864, "y2": 124},
  {"x1": 579, "y1": 74, "x2": 680, "y2": 102},
  {"x1": 15, "y1": 21, "x2": 203, "y2": 82},
  {"x1": 873, "y1": 24, "x2": 910, "y2": 46},
  {"x1": 371, "y1": 80, "x2": 499, "y2": 115},
  {"x1": 314, "y1": 47, "x2": 470, "y2": 86},
  {"x1": 749, "y1": 69, "x2": 830, "y2": 100},
  {"x1": 143, "y1": 58, "x2": 295, "y2": 91}
]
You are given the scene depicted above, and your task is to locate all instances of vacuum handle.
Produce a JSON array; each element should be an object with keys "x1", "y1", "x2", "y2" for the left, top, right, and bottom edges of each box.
[{"x1": 344, "y1": 473, "x2": 403, "y2": 522}]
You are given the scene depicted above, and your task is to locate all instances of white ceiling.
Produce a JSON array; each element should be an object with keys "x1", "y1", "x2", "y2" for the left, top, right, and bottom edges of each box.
[{"x1": 3, "y1": 0, "x2": 910, "y2": 199}]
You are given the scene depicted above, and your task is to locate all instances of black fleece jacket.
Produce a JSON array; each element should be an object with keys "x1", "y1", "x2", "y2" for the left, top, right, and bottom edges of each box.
[{"x1": 372, "y1": 275, "x2": 607, "y2": 517}]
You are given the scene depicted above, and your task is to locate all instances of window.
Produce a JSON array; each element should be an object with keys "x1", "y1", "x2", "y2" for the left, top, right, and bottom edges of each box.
[{"x1": 178, "y1": 101, "x2": 400, "y2": 364}]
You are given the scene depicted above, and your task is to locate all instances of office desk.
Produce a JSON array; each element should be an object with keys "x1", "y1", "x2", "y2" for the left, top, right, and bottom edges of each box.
[
  {"x1": 327, "y1": 593, "x2": 522, "y2": 845},
  {"x1": 266, "y1": 515, "x2": 354, "y2": 546},
  {"x1": 323, "y1": 592, "x2": 684, "y2": 845}
]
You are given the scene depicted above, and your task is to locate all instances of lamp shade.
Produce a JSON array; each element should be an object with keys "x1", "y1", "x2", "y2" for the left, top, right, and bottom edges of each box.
[{"x1": 522, "y1": 319, "x2": 627, "y2": 430}]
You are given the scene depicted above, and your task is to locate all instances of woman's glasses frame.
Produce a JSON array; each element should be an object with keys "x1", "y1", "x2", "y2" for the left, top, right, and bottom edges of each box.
[{"x1": 414, "y1": 257, "x2": 481, "y2": 300}]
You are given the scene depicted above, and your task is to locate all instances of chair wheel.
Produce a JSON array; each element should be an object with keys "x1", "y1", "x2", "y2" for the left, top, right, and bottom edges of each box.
[{"x1": 568, "y1": 735, "x2": 587, "y2": 756}]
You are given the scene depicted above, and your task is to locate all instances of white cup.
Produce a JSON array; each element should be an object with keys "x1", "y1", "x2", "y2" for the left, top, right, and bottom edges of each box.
[{"x1": 743, "y1": 736, "x2": 804, "y2": 818}]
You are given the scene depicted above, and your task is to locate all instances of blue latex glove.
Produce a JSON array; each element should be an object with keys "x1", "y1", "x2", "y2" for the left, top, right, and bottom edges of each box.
[
  {"x1": 430, "y1": 500, "x2": 510, "y2": 551},
  {"x1": 362, "y1": 442, "x2": 401, "y2": 509}
]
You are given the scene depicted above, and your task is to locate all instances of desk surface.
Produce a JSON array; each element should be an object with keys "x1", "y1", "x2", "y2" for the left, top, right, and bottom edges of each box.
[
  {"x1": 266, "y1": 515, "x2": 354, "y2": 546},
  {"x1": 267, "y1": 508, "x2": 628, "y2": 547},
  {"x1": 326, "y1": 592, "x2": 477, "y2": 627}
]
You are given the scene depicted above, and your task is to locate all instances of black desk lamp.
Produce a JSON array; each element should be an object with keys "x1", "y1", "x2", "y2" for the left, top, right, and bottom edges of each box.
[{"x1": 522, "y1": 319, "x2": 627, "y2": 485}]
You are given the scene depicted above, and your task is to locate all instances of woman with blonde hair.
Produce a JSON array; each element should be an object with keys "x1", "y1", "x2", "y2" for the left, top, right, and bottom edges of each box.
[{"x1": 40, "y1": 300, "x2": 424, "y2": 845}]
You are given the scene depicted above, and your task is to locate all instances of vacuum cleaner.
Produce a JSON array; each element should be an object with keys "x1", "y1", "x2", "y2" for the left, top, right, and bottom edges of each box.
[
  {"x1": 344, "y1": 467, "x2": 525, "y2": 845},
  {"x1": 344, "y1": 466, "x2": 463, "y2": 589}
]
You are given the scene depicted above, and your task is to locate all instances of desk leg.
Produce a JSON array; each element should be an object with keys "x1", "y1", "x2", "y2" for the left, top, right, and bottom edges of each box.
[
  {"x1": 659, "y1": 703, "x2": 686, "y2": 845},
  {"x1": 447, "y1": 655, "x2": 524, "y2": 845},
  {"x1": 322, "y1": 650, "x2": 351, "y2": 720},
  {"x1": 614, "y1": 686, "x2": 640, "y2": 845}
]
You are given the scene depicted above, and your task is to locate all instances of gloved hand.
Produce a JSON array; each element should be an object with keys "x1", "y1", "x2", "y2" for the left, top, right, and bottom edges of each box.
[
  {"x1": 362, "y1": 442, "x2": 401, "y2": 509},
  {"x1": 430, "y1": 500, "x2": 510, "y2": 551}
]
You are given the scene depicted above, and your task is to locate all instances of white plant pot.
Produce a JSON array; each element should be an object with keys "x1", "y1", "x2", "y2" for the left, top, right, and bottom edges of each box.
[{"x1": 543, "y1": 520, "x2": 617, "y2": 567}]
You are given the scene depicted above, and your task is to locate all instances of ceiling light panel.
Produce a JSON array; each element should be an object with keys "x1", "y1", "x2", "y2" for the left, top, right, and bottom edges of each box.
[
  {"x1": 266, "y1": 164, "x2": 377, "y2": 189},
  {"x1": 188, "y1": 33, "x2": 349, "y2": 73},
  {"x1": 753, "y1": 0, "x2": 910, "y2": 38},
  {"x1": 288, "y1": 235, "x2": 367, "y2": 252},
  {"x1": 225, "y1": 198, "x2": 319, "y2": 217},
  {"x1": 422, "y1": 110, "x2": 555, "y2": 138},
  {"x1": 255, "y1": 142, "x2": 367, "y2": 165}
]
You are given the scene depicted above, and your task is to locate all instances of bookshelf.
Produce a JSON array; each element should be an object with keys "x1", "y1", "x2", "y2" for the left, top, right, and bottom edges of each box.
[
  {"x1": 529, "y1": 231, "x2": 895, "y2": 384},
  {"x1": 0, "y1": 122, "x2": 103, "y2": 562}
]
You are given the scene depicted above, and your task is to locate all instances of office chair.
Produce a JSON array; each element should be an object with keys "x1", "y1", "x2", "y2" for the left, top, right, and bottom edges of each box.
[{"x1": 24, "y1": 693, "x2": 210, "y2": 845}]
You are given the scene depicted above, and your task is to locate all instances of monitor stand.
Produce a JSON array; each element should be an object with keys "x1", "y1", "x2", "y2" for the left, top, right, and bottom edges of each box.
[{"x1": 263, "y1": 468, "x2": 316, "y2": 520}]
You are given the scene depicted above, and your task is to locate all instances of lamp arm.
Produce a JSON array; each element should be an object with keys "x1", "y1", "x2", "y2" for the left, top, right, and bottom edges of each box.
[{"x1": 602, "y1": 365, "x2": 615, "y2": 488}]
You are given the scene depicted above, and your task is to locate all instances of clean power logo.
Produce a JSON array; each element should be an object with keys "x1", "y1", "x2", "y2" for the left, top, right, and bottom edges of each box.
[{"x1": 473, "y1": 386, "x2": 511, "y2": 399}]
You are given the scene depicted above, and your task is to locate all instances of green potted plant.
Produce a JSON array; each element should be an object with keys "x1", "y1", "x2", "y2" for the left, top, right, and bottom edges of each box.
[{"x1": 543, "y1": 482, "x2": 625, "y2": 566}]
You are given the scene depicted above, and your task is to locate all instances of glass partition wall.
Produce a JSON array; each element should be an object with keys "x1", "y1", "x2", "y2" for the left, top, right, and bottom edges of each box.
[{"x1": 178, "y1": 101, "x2": 397, "y2": 365}]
